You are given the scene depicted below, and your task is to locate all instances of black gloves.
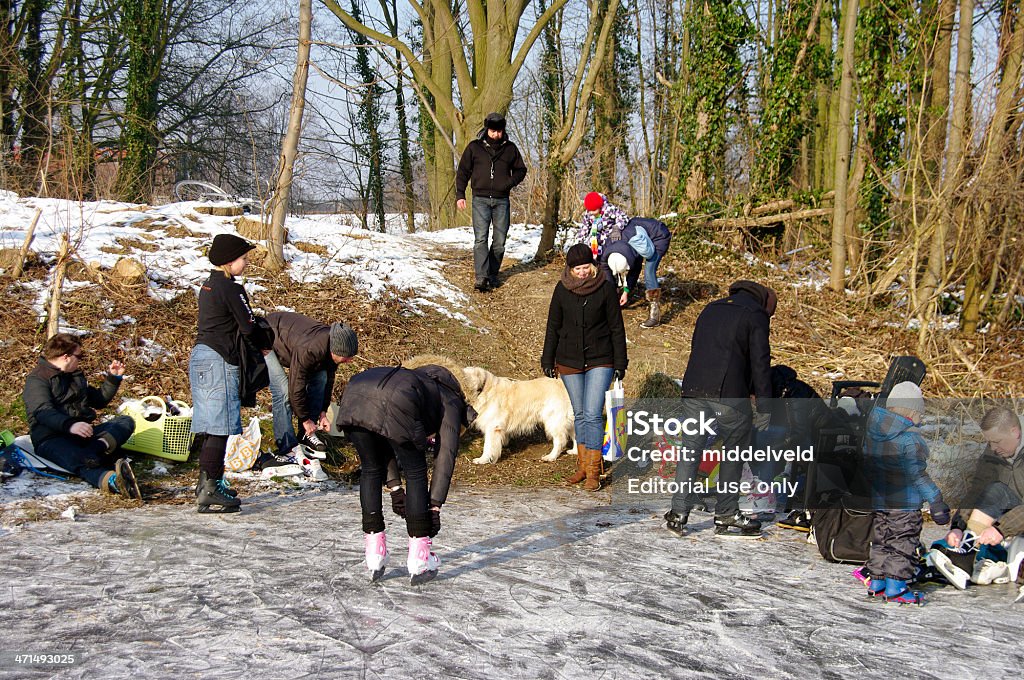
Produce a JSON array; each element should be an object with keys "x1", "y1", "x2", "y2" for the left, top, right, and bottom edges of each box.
[
  {"x1": 543, "y1": 367, "x2": 556, "y2": 379},
  {"x1": 613, "y1": 369, "x2": 625, "y2": 382},
  {"x1": 430, "y1": 507, "x2": 441, "y2": 537},
  {"x1": 390, "y1": 487, "x2": 406, "y2": 518},
  {"x1": 930, "y1": 499, "x2": 951, "y2": 526}
]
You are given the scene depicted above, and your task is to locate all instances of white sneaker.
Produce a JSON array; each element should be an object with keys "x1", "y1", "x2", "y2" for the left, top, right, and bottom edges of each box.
[
  {"x1": 972, "y1": 558, "x2": 1011, "y2": 585},
  {"x1": 364, "y1": 531, "x2": 388, "y2": 582},
  {"x1": 407, "y1": 536, "x2": 440, "y2": 585}
]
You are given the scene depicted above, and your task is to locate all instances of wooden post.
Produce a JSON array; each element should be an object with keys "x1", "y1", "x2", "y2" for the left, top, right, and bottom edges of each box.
[
  {"x1": 12, "y1": 209, "x2": 42, "y2": 279},
  {"x1": 46, "y1": 234, "x2": 70, "y2": 339}
]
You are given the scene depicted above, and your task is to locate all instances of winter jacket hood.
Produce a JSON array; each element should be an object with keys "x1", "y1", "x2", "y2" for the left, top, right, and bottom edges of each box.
[{"x1": 729, "y1": 280, "x2": 777, "y2": 316}]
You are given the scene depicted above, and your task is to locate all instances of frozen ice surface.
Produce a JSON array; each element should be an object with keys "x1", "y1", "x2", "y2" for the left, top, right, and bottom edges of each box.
[{"x1": 0, "y1": 488, "x2": 1021, "y2": 678}]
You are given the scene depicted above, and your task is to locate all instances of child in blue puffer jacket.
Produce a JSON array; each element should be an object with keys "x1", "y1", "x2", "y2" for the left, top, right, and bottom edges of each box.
[{"x1": 860, "y1": 381, "x2": 950, "y2": 605}]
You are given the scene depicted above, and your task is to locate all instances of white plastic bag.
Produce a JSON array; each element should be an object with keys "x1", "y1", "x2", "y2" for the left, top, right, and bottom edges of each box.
[
  {"x1": 601, "y1": 379, "x2": 626, "y2": 462},
  {"x1": 224, "y1": 417, "x2": 261, "y2": 472}
]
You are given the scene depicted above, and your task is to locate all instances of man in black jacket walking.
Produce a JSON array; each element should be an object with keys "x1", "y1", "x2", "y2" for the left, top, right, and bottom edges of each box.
[
  {"x1": 455, "y1": 112, "x2": 528, "y2": 291},
  {"x1": 664, "y1": 280, "x2": 778, "y2": 538}
]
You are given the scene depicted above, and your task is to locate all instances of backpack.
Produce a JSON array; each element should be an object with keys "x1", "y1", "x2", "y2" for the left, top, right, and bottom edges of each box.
[{"x1": 810, "y1": 494, "x2": 874, "y2": 563}]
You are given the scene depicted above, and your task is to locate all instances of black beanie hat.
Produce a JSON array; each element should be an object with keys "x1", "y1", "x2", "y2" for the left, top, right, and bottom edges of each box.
[
  {"x1": 484, "y1": 112, "x2": 506, "y2": 131},
  {"x1": 209, "y1": 234, "x2": 255, "y2": 266},
  {"x1": 329, "y1": 322, "x2": 358, "y2": 357},
  {"x1": 565, "y1": 243, "x2": 595, "y2": 268}
]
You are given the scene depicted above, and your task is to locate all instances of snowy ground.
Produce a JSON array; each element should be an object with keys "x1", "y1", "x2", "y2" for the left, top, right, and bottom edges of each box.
[
  {"x1": 0, "y1": 192, "x2": 540, "y2": 324},
  {"x1": 0, "y1": 488, "x2": 1021, "y2": 679}
]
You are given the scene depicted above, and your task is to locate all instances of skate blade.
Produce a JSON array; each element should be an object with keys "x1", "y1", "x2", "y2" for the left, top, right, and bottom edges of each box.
[
  {"x1": 197, "y1": 504, "x2": 241, "y2": 514},
  {"x1": 369, "y1": 567, "x2": 386, "y2": 583},
  {"x1": 714, "y1": 528, "x2": 763, "y2": 540},
  {"x1": 776, "y1": 521, "x2": 810, "y2": 532},
  {"x1": 410, "y1": 569, "x2": 438, "y2": 586}
]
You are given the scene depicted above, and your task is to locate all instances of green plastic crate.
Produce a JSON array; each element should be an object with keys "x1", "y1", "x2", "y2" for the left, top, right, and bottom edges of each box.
[{"x1": 121, "y1": 396, "x2": 194, "y2": 462}]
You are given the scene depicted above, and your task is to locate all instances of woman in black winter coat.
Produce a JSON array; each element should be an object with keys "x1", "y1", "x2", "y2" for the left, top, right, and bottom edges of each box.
[
  {"x1": 541, "y1": 243, "x2": 628, "y2": 491},
  {"x1": 336, "y1": 355, "x2": 476, "y2": 585}
]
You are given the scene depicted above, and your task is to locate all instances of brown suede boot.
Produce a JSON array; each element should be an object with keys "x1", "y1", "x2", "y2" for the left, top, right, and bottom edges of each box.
[
  {"x1": 565, "y1": 443, "x2": 587, "y2": 485},
  {"x1": 640, "y1": 288, "x2": 662, "y2": 328},
  {"x1": 583, "y1": 448, "x2": 603, "y2": 491}
]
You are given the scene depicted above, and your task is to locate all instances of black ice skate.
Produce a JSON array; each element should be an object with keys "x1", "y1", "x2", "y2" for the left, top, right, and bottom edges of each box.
[
  {"x1": 664, "y1": 510, "x2": 689, "y2": 537},
  {"x1": 714, "y1": 512, "x2": 762, "y2": 538},
  {"x1": 197, "y1": 476, "x2": 241, "y2": 514}
]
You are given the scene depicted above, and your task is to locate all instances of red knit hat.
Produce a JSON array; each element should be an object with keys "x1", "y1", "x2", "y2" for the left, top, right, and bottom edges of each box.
[{"x1": 583, "y1": 192, "x2": 604, "y2": 212}]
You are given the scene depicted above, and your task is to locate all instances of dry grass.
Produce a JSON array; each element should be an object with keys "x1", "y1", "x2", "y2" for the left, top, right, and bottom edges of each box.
[{"x1": 2, "y1": 228, "x2": 1022, "y2": 525}]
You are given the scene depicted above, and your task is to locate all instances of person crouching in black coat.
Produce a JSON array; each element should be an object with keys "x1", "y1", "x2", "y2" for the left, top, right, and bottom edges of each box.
[{"x1": 336, "y1": 355, "x2": 476, "y2": 585}]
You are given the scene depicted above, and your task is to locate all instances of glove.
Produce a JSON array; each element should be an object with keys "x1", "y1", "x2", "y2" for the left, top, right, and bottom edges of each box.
[
  {"x1": 543, "y1": 367, "x2": 556, "y2": 379},
  {"x1": 389, "y1": 487, "x2": 406, "y2": 518},
  {"x1": 613, "y1": 369, "x2": 625, "y2": 382},
  {"x1": 929, "y1": 499, "x2": 950, "y2": 526},
  {"x1": 752, "y1": 411, "x2": 771, "y2": 431},
  {"x1": 430, "y1": 507, "x2": 441, "y2": 537}
]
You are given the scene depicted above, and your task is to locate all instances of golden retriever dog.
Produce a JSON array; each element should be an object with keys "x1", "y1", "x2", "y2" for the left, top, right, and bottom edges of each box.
[{"x1": 461, "y1": 366, "x2": 576, "y2": 464}]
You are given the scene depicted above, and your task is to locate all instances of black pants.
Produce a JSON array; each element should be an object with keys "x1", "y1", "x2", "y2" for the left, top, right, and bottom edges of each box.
[
  {"x1": 866, "y1": 510, "x2": 923, "y2": 581},
  {"x1": 35, "y1": 416, "x2": 136, "y2": 489},
  {"x1": 670, "y1": 398, "x2": 751, "y2": 516},
  {"x1": 345, "y1": 426, "x2": 431, "y2": 537}
]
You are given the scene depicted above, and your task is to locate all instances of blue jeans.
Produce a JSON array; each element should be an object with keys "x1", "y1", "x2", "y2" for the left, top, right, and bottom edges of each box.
[
  {"x1": 560, "y1": 367, "x2": 614, "y2": 450},
  {"x1": 265, "y1": 350, "x2": 328, "y2": 451},
  {"x1": 36, "y1": 416, "x2": 136, "y2": 489},
  {"x1": 188, "y1": 344, "x2": 242, "y2": 436},
  {"x1": 643, "y1": 248, "x2": 664, "y2": 291},
  {"x1": 472, "y1": 196, "x2": 510, "y2": 283}
]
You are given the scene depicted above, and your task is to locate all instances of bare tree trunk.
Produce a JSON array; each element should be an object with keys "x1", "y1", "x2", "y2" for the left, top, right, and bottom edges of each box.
[
  {"x1": 12, "y1": 208, "x2": 41, "y2": 279},
  {"x1": 267, "y1": 0, "x2": 312, "y2": 272},
  {"x1": 917, "y1": 0, "x2": 973, "y2": 334},
  {"x1": 534, "y1": 0, "x2": 622, "y2": 260},
  {"x1": 47, "y1": 234, "x2": 70, "y2": 339},
  {"x1": 830, "y1": 0, "x2": 859, "y2": 292}
]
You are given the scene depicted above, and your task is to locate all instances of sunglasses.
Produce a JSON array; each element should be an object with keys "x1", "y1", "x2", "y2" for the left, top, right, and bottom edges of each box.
[{"x1": 67, "y1": 351, "x2": 85, "y2": 359}]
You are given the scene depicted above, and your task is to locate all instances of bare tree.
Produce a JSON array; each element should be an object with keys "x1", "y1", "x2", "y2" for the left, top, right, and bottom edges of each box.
[{"x1": 268, "y1": 0, "x2": 313, "y2": 271}]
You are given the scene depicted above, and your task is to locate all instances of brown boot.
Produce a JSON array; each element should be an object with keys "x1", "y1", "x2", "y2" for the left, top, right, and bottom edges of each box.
[
  {"x1": 584, "y1": 448, "x2": 603, "y2": 491},
  {"x1": 640, "y1": 288, "x2": 662, "y2": 328},
  {"x1": 565, "y1": 443, "x2": 587, "y2": 485}
]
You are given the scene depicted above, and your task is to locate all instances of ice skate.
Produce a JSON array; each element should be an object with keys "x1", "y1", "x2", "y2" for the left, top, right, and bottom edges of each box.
[
  {"x1": 664, "y1": 510, "x2": 688, "y2": 537},
  {"x1": 928, "y1": 546, "x2": 971, "y2": 590},
  {"x1": 884, "y1": 578, "x2": 923, "y2": 605},
  {"x1": 195, "y1": 470, "x2": 238, "y2": 497},
  {"x1": 407, "y1": 536, "x2": 440, "y2": 585},
  {"x1": 713, "y1": 512, "x2": 762, "y2": 539},
  {"x1": 115, "y1": 458, "x2": 143, "y2": 502},
  {"x1": 196, "y1": 475, "x2": 241, "y2": 513},
  {"x1": 776, "y1": 510, "x2": 811, "y2": 533},
  {"x1": 299, "y1": 432, "x2": 328, "y2": 458},
  {"x1": 364, "y1": 531, "x2": 388, "y2": 582}
]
